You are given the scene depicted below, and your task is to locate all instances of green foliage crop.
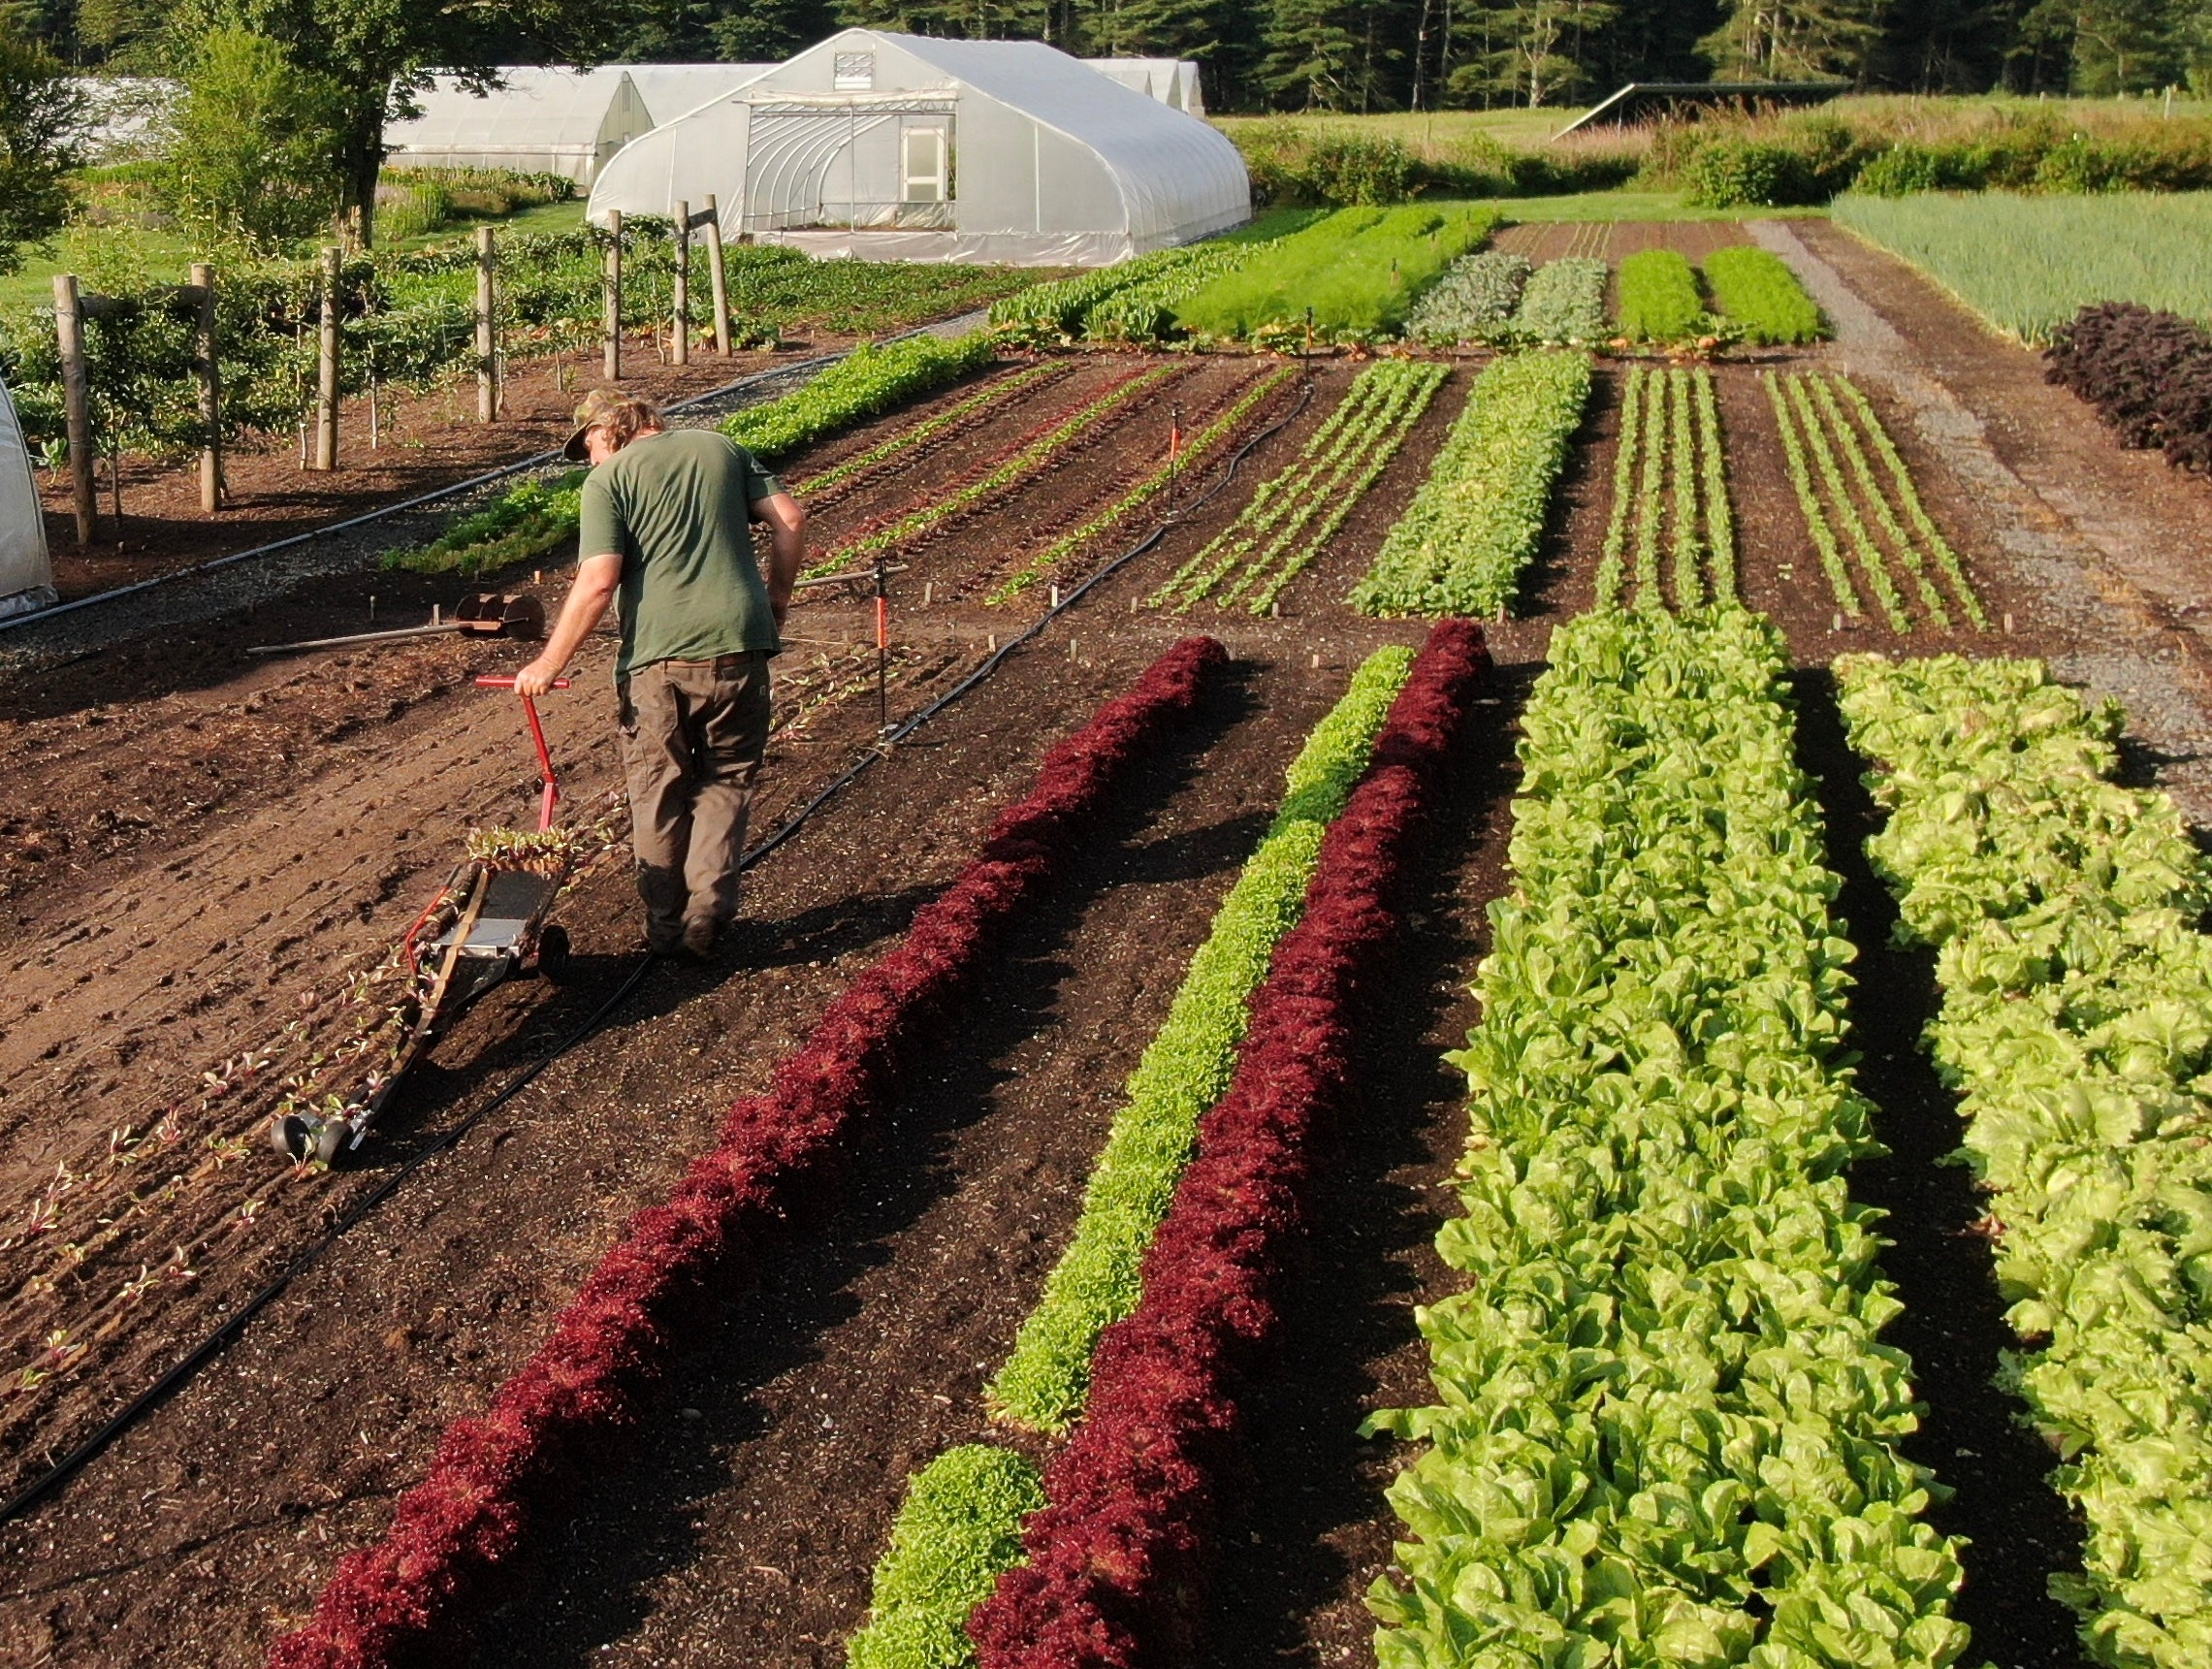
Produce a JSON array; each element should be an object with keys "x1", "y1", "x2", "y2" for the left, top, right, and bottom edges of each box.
[
  {"x1": 724, "y1": 331, "x2": 994, "y2": 465},
  {"x1": 1371, "y1": 607, "x2": 1969, "y2": 1669},
  {"x1": 1171, "y1": 203, "x2": 1497, "y2": 340},
  {"x1": 1505, "y1": 256, "x2": 1609, "y2": 344},
  {"x1": 1403, "y1": 250, "x2": 1533, "y2": 344},
  {"x1": 987, "y1": 647, "x2": 1415, "y2": 1433},
  {"x1": 1832, "y1": 191, "x2": 2212, "y2": 341},
  {"x1": 1614, "y1": 247, "x2": 1708, "y2": 343},
  {"x1": 1702, "y1": 245, "x2": 1825, "y2": 345},
  {"x1": 1837, "y1": 653, "x2": 2212, "y2": 1669},
  {"x1": 846, "y1": 1445, "x2": 1044, "y2": 1669},
  {"x1": 1349, "y1": 348, "x2": 1591, "y2": 619}
]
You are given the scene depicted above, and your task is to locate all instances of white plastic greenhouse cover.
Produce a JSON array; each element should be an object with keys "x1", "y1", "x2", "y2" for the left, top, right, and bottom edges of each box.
[
  {"x1": 384, "y1": 68, "x2": 652, "y2": 184},
  {"x1": 587, "y1": 31, "x2": 1247, "y2": 266},
  {"x1": 622, "y1": 63, "x2": 776, "y2": 125},
  {"x1": 0, "y1": 376, "x2": 55, "y2": 622},
  {"x1": 1082, "y1": 58, "x2": 1204, "y2": 115}
]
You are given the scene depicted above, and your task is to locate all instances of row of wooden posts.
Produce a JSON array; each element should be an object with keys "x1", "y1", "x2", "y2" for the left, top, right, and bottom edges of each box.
[{"x1": 45, "y1": 194, "x2": 738, "y2": 551}]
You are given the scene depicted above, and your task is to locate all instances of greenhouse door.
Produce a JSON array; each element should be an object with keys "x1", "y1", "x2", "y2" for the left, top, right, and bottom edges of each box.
[{"x1": 898, "y1": 121, "x2": 952, "y2": 228}]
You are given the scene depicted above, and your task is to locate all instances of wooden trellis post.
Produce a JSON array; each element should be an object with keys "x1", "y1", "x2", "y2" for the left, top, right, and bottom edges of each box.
[
  {"x1": 703, "y1": 194, "x2": 731, "y2": 355},
  {"x1": 50, "y1": 273, "x2": 95, "y2": 548},
  {"x1": 671, "y1": 199, "x2": 690, "y2": 368},
  {"x1": 312, "y1": 244, "x2": 340, "y2": 471},
  {"x1": 190, "y1": 263, "x2": 221, "y2": 513},
  {"x1": 475, "y1": 226, "x2": 499, "y2": 422},
  {"x1": 603, "y1": 209, "x2": 623, "y2": 381}
]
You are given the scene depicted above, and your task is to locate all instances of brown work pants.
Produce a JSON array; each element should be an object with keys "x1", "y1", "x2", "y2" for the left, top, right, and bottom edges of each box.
[{"x1": 617, "y1": 652, "x2": 772, "y2": 952}]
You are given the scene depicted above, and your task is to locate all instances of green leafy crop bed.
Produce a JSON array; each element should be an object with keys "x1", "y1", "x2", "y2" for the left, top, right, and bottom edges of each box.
[
  {"x1": 1840, "y1": 653, "x2": 2212, "y2": 1669},
  {"x1": 1371, "y1": 607, "x2": 1969, "y2": 1669}
]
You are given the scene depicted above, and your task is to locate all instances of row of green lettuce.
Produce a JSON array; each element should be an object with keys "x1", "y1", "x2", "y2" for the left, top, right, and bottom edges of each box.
[
  {"x1": 1349, "y1": 348, "x2": 1592, "y2": 620},
  {"x1": 849, "y1": 647, "x2": 1417, "y2": 1669},
  {"x1": 1370, "y1": 607, "x2": 1970, "y2": 1669},
  {"x1": 383, "y1": 330, "x2": 993, "y2": 576},
  {"x1": 1837, "y1": 653, "x2": 2212, "y2": 1669},
  {"x1": 996, "y1": 204, "x2": 1498, "y2": 347}
]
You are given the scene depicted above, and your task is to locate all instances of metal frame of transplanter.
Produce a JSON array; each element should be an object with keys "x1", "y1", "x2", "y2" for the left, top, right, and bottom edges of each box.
[{"x1": 270, "y1": 678, "x2": 580, "y2": 1165}]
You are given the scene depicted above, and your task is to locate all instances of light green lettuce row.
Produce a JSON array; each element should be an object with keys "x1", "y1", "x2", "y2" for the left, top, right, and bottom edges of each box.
[
  {"x1": 1372, "y1": 608, "x2": 1968, "y2": 1669},
  {"x1": 1837, "y1": 652, "x2": 2212, "y2": 1669},
  {"x1": 985, "y1": 644, "x2": 1416, "y2": 1432},
  {"x1": 1348, "y1": 348, "x2": 1592, "y2": 620},
  {"x1": 846, "y1": 1446, "x2": 1045, "y2": 1669}
]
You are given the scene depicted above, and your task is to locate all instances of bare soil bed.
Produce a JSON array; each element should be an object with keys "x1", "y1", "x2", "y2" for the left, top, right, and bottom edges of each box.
[{"x1": 4, "y1": 232, "x2": 2209, "y2": 1669}]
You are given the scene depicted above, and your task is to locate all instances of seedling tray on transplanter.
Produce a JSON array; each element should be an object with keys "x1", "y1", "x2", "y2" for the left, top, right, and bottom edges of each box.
[
  {"x1": 268, "y1": 851, "x2": 579, "y2": 1167},
  {"x1": 269, "y1": 675, "x2": 581, "y2": 1166}
]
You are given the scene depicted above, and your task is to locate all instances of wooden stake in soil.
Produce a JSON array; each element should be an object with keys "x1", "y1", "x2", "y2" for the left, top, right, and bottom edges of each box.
[
  {"x1": 475, "y1": 226, "x2": 498, "y2": 423},
  {"x1": 671, "y1": 201, "x2": 690, "y2": 368},
  {"x1": 703, "y1": 194, "x2": 731, "y2": 355},
  {"x1": 603, "y1": 209, "x2": 624, "y2": 381},
  {"x1": 190, "y1": 262, "x2": 221, "y2": 513},
  {"x1": 312, "y1": 245, "x2": 340, "y2": 471},
  {"x1": 50, "y1": 273, "x2": 95, "y2": 547}
]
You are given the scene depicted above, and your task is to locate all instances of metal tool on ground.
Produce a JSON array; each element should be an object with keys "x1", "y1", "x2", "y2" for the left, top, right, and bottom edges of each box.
[
  {"x1": 270, "y1": 676, "x2": 576, "y2": 1165},
  {"x1": 244, "y1": 592, "x2": 545, "y2": 657}
]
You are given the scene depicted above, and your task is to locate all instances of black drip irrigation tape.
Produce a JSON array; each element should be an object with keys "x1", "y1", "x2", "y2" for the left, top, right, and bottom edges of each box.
[
  {"x1": 0, "y1": 313, "x2": 979, "y2": 641},
  {"x1": 0, "y1": 360, "x2": 1315, "y2": 1528}
]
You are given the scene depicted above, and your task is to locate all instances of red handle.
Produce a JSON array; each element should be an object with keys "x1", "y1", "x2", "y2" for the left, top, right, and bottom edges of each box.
[{"x1": 475, "y1": 679, "x2": 563, "y2": 830}]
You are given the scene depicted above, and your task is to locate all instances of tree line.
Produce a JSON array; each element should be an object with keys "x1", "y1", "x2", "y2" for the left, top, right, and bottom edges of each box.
[
  {"x1": 13, "y1": 0, "x2": 2212, "y2": 112},
  {"x1": 0, "y1": 0, "x2": 2206, "y2": 272}
]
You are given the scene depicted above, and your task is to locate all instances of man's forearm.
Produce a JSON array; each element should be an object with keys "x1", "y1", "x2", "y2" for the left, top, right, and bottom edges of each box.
[
  {"x1": 517, "y1": 555, "x2": 621, "y2": 694},
  {"x1": 768, "y1": 525, "x2": 804, "y2": 619}
]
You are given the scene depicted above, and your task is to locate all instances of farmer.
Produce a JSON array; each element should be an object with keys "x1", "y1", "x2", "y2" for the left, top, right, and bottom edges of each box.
[{"x1": 515, "y1": 387, "x2": 805, "y2": 961}]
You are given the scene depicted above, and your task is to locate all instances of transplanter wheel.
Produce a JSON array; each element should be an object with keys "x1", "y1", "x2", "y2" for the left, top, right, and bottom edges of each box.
[{"x1": 535, "y1": 923, "x2": 572, "y2": 982}]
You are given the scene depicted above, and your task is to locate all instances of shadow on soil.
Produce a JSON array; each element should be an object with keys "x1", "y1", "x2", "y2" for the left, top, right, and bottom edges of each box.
[
  {"x1": 1792, "y1": 667, "x2": 2093, "y2": 1669},
  {"x1": 1202, "y1": 662, "x2": 1531, "y2": 1667},
  {"x1": 456, "y1": 663, "x2": 1262, "y2": 1668}
]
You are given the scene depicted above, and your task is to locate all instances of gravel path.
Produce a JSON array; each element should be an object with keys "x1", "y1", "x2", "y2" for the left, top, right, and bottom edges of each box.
[{"x1": 1753, "y1": 218, "x2": 2212, "y2": 821}]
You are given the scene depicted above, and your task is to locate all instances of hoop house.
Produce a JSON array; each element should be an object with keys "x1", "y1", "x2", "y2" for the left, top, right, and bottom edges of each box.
[
  {"x1": 1082, "y1": 58, "x2": 1204, "y2": 115},
  {"x1": 385, "y1": 69, "x2": 653, "y2": 186},
  {"x1": 622, "y1": 63, "x2": 776, "y2": 125},
  {"x1": 588, "y1": 30, "x2": 1249, "y2": 266},
  {"x1": 0, "y1": 376, "x2": 55, "y2": 621}
]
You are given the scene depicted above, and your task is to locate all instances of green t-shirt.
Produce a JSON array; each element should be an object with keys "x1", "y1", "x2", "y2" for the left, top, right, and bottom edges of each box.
[{"x1": 576, "y1": 429, "x2": 785, "y2": 677}]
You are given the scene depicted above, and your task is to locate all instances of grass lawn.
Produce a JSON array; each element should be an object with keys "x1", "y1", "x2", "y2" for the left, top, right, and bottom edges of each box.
[{"x1": 1214, "y1": 108, "x2": 1580, "y2": 154}]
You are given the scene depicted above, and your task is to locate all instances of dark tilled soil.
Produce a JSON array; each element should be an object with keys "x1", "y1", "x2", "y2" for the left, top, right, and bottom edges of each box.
[
  {"x1": 0, "y1": 348, "x2": 1450, "y2": 1665},
  {"x1": 1204, "y1": 662, "x2": 1529, "y2": 1669},
  {"x1": 1793, "y1": 669, "x2": 2094, "y2": 1669}
]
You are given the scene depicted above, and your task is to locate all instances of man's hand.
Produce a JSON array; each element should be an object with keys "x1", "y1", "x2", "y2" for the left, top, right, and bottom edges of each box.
[{"x1": 514, "y1": 657, "x2": 564, "y2": 698}]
